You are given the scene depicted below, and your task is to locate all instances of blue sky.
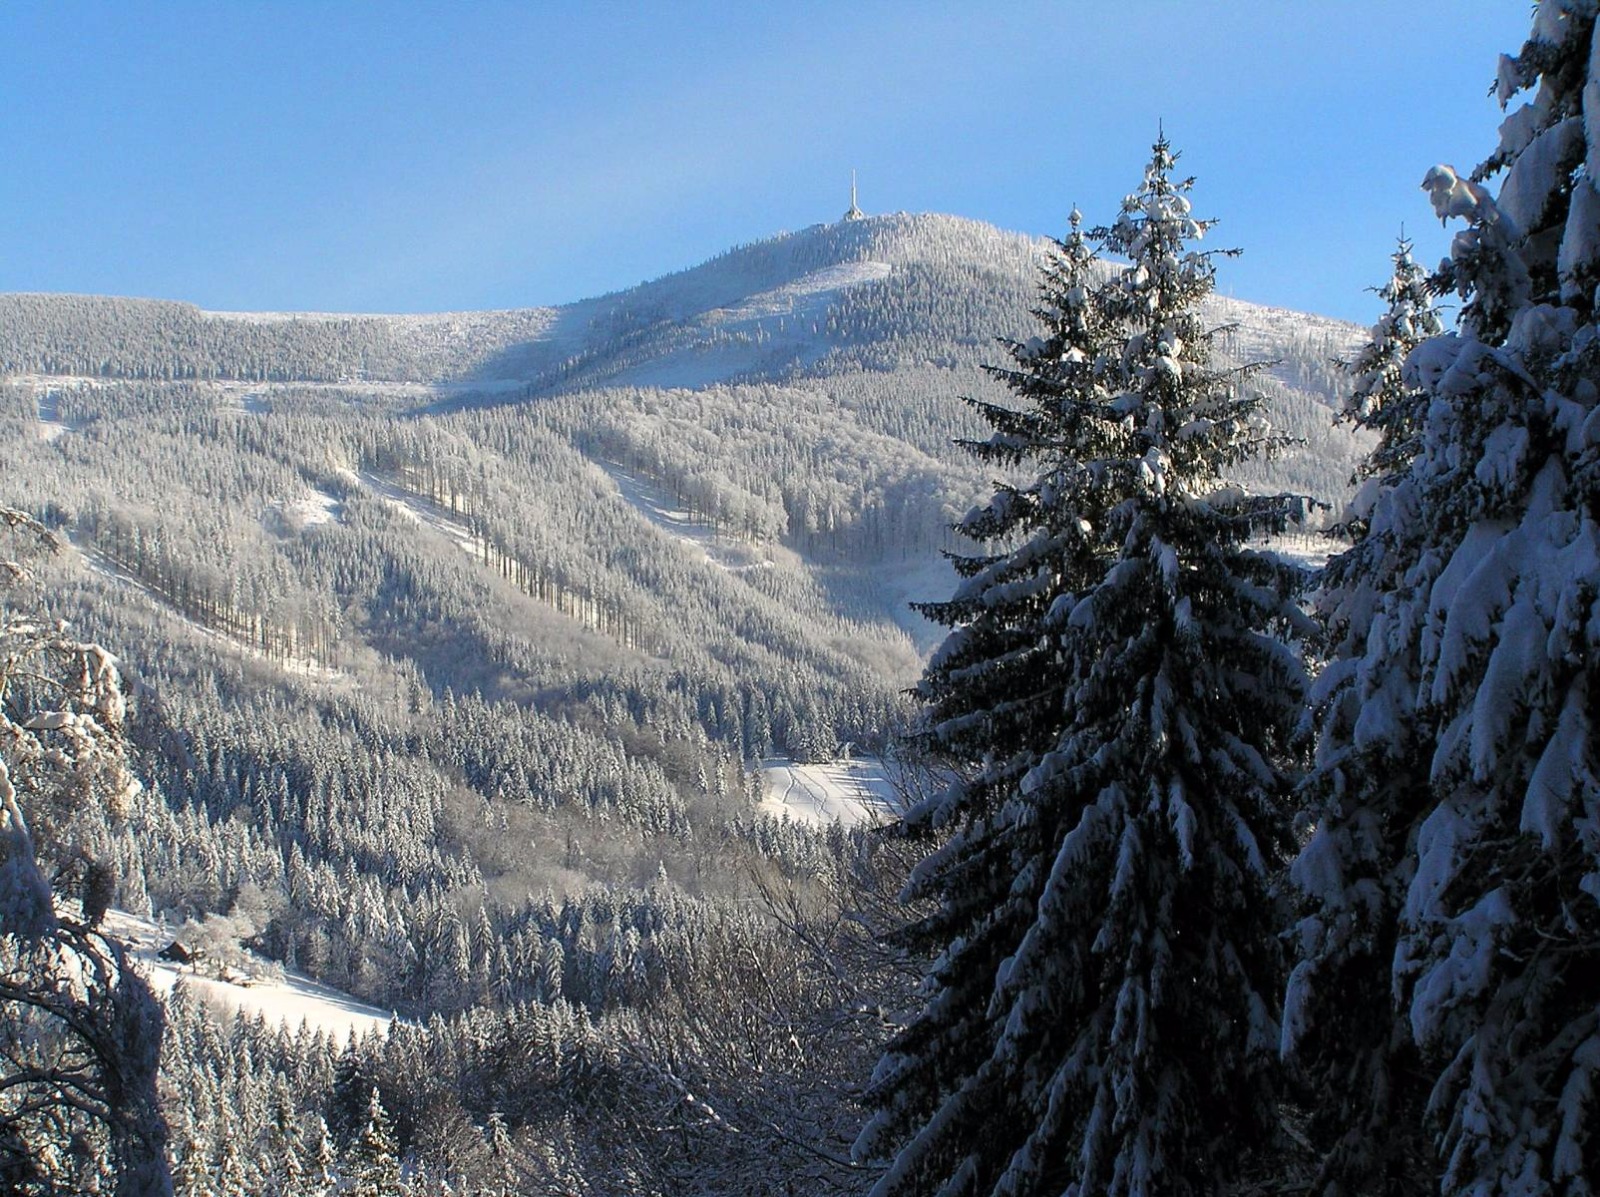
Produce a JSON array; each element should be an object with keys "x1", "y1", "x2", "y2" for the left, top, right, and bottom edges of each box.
[{"x1": 1, "y1": 2, "x2": 1531, "y2": 325}]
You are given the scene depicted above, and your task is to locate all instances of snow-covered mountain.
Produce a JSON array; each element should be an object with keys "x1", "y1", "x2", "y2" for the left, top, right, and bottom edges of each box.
[
  {"x1": 2, "y1": 212, "x2": 1359, "y2": 388},
  {"x1": 0, "y1": 209, "x2": 1370, "y2": 1020},
  {"x1": 3, "y1": 209, "x2": 1374, "y2": 1193},
  {"x1": 4, "y1": 211, "x2": 1366, "y2": 500}
]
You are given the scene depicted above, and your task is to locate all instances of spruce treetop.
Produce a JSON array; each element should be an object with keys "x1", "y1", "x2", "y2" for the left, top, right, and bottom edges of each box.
[{"x1": 1343, "y1": 238, "x2": 1445, "y2": 485}]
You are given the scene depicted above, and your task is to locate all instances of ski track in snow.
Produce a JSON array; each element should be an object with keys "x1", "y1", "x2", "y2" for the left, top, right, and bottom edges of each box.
[
  {"x1": 758, "y1": 756, "x2": 907, "y2": 827},
  {"x1": 103, "y1": 911, "x2": 396, "y2": 1038}
]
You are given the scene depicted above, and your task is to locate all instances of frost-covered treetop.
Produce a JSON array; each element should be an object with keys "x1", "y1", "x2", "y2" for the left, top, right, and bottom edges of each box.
[
  {"x1": 1425, "y1": 0, "x2": 1600, "y2": 341},
  {"x1": 1091, "y1": 135, "x2": 1269, "y2": 496},
  {"x1": 1342, "y1": 238, "x2": 1444, "y2": 486}
]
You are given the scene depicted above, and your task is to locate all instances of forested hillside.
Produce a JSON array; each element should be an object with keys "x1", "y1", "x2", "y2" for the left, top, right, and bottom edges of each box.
[{"x1": 2, "y1": 211, "x2": 1365, "y2": 1194}]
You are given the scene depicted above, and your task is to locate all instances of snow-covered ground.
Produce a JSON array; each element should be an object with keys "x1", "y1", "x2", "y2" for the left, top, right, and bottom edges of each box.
[
  {"x1": 758, "y1": 755, "x2": 908, "y2": 827},
  {"x1": 1256, "y1": 530, "x2": 1339, "y2": 572},
  {"x1": 264, "y1": 490, "x2": 343, "y2": 534},
  {"x1": 852, "y1": 551, "x2": 958, "y2": 657},
  {"x1": 103, "y1": 910, "x2": 395, "y2": 1037}
]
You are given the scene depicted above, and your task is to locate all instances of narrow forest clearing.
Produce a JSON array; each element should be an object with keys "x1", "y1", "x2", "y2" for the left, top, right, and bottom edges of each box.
[{"x1": 596, "y1": 459, "x2": 776, "y2": 573}]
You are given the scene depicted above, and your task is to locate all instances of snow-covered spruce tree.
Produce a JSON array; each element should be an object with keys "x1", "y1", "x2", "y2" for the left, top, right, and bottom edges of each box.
[
  {"x1": 347, "y1": 1087, "x2": 403, "y2": 1197},
  {"x1": 856, "y1": 138, "x2": 1308, "y2": 1197},
  {"x1": 1345, "y1": 237, "x2": 1447, "y2": 490},
  {"x1": 0, "y1": 506, "x2": 171, "y2": 1197},
  {"x1": 265, "y1": 1078, "x2": 306, "y2": 1197},
  {"x1": 306, "y1": 1116, "x2": 337, "y2": 1197},
  {"x1": 1292, "y1": 4, "x2": 1600, "y2": 1191},
  {"x1": 1280, "y1": 241, "x2": 1446, "y2": 1197}
]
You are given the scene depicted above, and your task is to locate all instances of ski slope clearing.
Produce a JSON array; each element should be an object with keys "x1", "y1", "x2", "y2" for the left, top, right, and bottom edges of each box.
[
  {"x1": 350, "y1": 467, "x2": 641, "y2": 655},
  {"x1": 597, "y1": 460, "x2": 773, "y2": 572},
  {"x1": 70, "y1": 536, "x2": 348, "y2": 683},
  {"x1": 717, "y1": 260, "x2": 894, "y2": 326},
  {"x1": 759, "y1": 756, "x2": 908, "y2": 827},
  {"x1": 355, "y1": 469, "x2": 478, "y2": 552},
  {"x1": 103, "y1": 910, "x2": 395, "y2": 1037},
  {"x1": 849, "y1": 551, "x2": 959, "y2": 657}
]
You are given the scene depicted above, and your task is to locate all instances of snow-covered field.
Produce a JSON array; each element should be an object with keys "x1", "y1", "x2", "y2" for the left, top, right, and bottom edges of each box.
[
  {"x1": 758, "y1": 755, "x2": 908, "y2": 827},
  {"x1": 103, "y1": 910, "x2": 395, "y2": 1037}
]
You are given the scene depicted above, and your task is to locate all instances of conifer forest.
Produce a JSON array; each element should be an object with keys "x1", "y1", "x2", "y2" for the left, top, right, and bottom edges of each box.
[{"x1": 3, "y1": 4, "x2": 1599, "y2": 1194}]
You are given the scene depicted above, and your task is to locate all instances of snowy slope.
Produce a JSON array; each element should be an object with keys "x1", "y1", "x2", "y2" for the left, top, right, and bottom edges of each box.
[
  {"x1": 596, "y1": 459, "x2": 777, "y2": 573},
  {"x1": 758, "y1": 756, "x2": 909, "y2": 827}
]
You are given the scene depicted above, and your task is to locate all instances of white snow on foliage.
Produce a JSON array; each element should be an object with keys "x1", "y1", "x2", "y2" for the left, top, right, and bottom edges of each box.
[
  {"x1": 1423, "y1": 164, "x2": 1498, "y2": 226},
  {"x1": 1497, "y1": 117, "x2": 1584, "y2": 236}
]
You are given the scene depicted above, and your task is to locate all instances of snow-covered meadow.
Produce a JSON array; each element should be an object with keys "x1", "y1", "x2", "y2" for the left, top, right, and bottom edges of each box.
[
  {"x1": 103, "y1": 910, "x2": 396, "y2": 1037},
  {"x1": 758, "y1": 755, "x2": 909, "y2": 827}
]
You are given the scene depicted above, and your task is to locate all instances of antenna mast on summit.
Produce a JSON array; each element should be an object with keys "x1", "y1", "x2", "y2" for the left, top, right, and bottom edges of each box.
[{"x1": 842, "y1": 170, "x2": 865, "y2": 222}]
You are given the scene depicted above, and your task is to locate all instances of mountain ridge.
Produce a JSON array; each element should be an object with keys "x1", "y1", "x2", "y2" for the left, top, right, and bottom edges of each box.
[{"x1": 1, "y1": 212, "x2": 1361, "y2": 394}]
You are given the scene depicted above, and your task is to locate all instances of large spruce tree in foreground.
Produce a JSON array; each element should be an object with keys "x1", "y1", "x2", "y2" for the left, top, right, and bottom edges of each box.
[
  {"x1": 1289, "y1": 3, "x2": 1600, "y2": 1191},
  {"x1": 857, "y1": 139, "x2": 1308, "y2": 1196},
  {"x1": 1281, "y1": 241, "x2": 1444, "y2": 1196}
]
